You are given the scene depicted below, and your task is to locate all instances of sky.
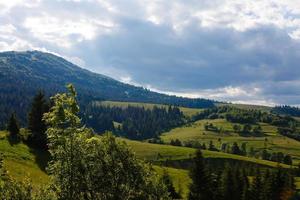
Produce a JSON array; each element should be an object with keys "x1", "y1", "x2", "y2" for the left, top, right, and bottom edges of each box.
[{"x1": 1, "y1": 0, "x2": 300, "y2": 106}]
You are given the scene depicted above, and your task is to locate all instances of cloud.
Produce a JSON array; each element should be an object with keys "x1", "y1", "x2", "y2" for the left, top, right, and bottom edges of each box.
[{"x1": 0, "y1": 0, "x2": 300, "y2": 106}]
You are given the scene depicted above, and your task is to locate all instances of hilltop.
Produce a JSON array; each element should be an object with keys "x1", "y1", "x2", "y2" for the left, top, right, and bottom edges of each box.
[{"x1": 0, "y1": 50, "x2": 214, "y2": 126}]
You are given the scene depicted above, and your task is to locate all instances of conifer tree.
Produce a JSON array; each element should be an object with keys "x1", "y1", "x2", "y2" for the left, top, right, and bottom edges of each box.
[
  {"x1": 161, "y1": 170, "x2": 181, "y2": 199},
  {"x1": 249, "y1": 169, "x2": 263, "y2": 200},
  {"x1": 219, "y1": 165, "x2": 235, "y2": 200},
  {"x1": 7, "y1": 113, "x2": 20, "y2": 143},
  {"x1": 27, "y1": 91, "x2": 49, "y2": 149},
  {"x1": 260, "y1": 170, "x2": 272, "y2": 200},
  {"x1": 188, "y1": 149, "x2": 212, "y2": 200}
]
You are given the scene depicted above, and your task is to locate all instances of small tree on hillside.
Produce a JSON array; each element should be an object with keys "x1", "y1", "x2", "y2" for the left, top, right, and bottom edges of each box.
[
  {"x1": 283, "y1": 155, "x2": 292, "y2": 165},
  {"x1": 161, "y1": 170, "x2": 181, "y2": 199},
  {"x1": 27, "y1": 91, "x2": 49, "y2": 149},
  {"x1": 7, "y1": 113, "x2": 20, "y2": 143}
]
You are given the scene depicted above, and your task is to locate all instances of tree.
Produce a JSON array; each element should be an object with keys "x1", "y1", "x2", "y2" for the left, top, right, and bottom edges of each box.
[
  {"x1": 219, "y1": 166, "x2": 235, "y2": 200},
  {"x1": 233, "y1": 124, "x2": 241, "y2": 133},
  {"x1": 249, "y1": 169, "x2": 263, "y2": 200},
  {"x1": 170, "y1": 139, "x2": 182, "y2": 146},
  {"x1": 261, "y1": 149, "x2": 270, "y2": 160},
  {"x1": 188, "y1": 149, "x2": 213, "y2": 200},
  {"x1": 241, "y1": 142, "x2": 247, "y2": 156},
  {"x1": 44, "y1": 84, "x2": 170, "y2": 199},
  {"x1": 242, "y1": 124, "x2": 252, "y2": 135},
  {"x1": 231, "y1": 142, "x2": 242, "y2": 155},
  {"x1": 161, "y1": 170, "x2": 181, "y2": 199},
  {"x1": 253, "y1": 125, "x2": 262, "y2": 136},
  {"x1": 208, "y1": 140, "x2": 217, "y2": 151},
  {"x1": 7, "y1": 113, "x2": 20, "y2": 143},
  {"x1": 27, "y1": 91, "x2": 49, "y2": 149},
  {"x1": 283, "y1": 155, "x2": 292, "y2": 165}
]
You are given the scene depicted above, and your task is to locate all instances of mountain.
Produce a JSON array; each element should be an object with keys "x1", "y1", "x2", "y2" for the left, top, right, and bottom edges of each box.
[{"x1": 0, "y1": 51, "x2": 214, "y2": 127}]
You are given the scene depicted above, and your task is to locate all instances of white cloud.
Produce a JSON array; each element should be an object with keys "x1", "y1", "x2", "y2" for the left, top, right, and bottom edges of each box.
[
  {"x1": 23, "y1": 15, "x2": 115, "y2": 48},
  {"x1": 0, "y1": 0, "x2": 300, "y2": 105}
]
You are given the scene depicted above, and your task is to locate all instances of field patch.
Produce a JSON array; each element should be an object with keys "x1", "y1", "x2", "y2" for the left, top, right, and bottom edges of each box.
[{"x1": 97, "y1": 101, "x2": 202, "y2": 117}]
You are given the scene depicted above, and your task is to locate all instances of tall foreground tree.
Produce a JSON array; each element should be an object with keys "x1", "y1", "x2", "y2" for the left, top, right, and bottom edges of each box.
[
  {"x1": 188, "y1": 149, "x2": 213, "y2": 200},
  {"x1": 27, "y1": 91, "x2": 49, "y2": 149},
  {"x1": 44, "y1": 84, "x2": 170, "y2": 200}
]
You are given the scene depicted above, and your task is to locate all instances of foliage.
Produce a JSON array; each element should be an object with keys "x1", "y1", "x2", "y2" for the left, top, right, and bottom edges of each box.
[
  {"x1": 27, "y1": 91, "x2": 50, "y2": 149},
  {"x1": 83, "y1": 103, "x2": 185, "y2": 140},
  {"x1": 188, "y1": 150, "x2": 296, "y2": 200},
  {"x1": 271, "y1": 105, "x2": 300, "y2": 117},
  {"x1": 188, "y1": 150, "x2": 213, "y2": 200},
  {"x1": 7, "y1": 113, "x2": 21, "y2": 144},
  {"x1": 160, "y1": 170, "x2": 181, "y2": 199},
  {"x1": 44, "y1": 84, "x2": 170, "y2": 200}
]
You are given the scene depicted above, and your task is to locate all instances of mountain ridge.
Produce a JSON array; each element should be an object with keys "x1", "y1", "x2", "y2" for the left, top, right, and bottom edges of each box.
[{"x1": 0, "y1": 50, "x2": 214, "y2": 126}]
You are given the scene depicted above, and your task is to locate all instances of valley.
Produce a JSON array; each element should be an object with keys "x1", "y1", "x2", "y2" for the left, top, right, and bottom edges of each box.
[{"x1": 1, "y1": 51, "x2": 300, "y2": 199}]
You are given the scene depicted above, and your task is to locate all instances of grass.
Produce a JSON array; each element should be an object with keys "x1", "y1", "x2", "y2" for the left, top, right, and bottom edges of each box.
[
  {"x1": 216, "y1": 103, "x2": 272, "y2": 112},
  {"x1": 0, "y1": 131, "x2": 49, "y2": 188},
  {"x1": 161, "y1": 119, "x2": 300, "y2": 165},
  {"x1": 0, "y1": 130, "x2": 299, "y2": 200},
  {"x1": 120, "y1": 138, "x2": 293, "y2": 168},
  {"x1": 96, "y1": 101, "x2": 202, "y2": 117},
  {"x1": 153, "y1": 165, "x2": 191, "y2": 199}
]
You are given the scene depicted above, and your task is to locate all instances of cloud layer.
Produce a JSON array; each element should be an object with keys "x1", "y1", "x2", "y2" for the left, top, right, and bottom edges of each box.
[{"x1": 1, "y1": 0, "x2": 300, "y2": 106}]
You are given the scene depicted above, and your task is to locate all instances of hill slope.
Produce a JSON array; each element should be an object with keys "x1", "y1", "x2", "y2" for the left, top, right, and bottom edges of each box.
[{"x1": 0, "y1": 50, "x2": 213, "y2": 126}]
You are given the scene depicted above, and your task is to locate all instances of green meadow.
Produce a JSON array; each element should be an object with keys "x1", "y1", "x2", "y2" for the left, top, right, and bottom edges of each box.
[
  {"x1": 97, "y1": 100, "x2": 202, "y2": 117},
  {"x1": 161, "y1": 119, "x2": 300, "y2": 165}
]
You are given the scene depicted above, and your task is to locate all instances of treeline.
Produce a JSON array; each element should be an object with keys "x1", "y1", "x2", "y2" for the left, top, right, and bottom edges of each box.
[
  {"x1": 271, "y1": 105, "x2": 300, "y2": 117},
  {"x1": 195, "y1": 106, "x2": 300, "y2": 138},
  {"x1": 204, "y1": 122, "x2": 263, "y2": 136},
  {"x1": 188, "y1": 150, "x2": 297, "y2": 200},
  {"x1": 83, "y1": 104, "x2": 185, "y2": 140},
  {"x1": 261, "y1": 149, "x2": 292, "y2": 165},
  {"x1": 195, "y1": 106, "x2": 297, "y2": 127},
  {"x1": 168, "y1": 139, "x2": 293, "y2": 165},
  {"x1": 3, "y1": 91, "x2": 186, "y2": 146}
]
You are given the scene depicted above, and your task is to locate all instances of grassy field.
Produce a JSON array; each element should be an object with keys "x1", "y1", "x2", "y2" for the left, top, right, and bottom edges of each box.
[
  {"x1": 120, "y1": 138, "x2": 293, "y2": 168},
  {"x1": 153, "y1": 166, "x2": 191, "y2": 199},
  {"x1": 0, "y1": 131, "x2": 49, "y2": 188},
  {"x1": 161, "y1": 119, "x2": 300, "y2": 165},
  {"x1": 216, "y1": 103, "x2": 272, "y2": 112},
  {"x1": 96, "y1": 101, "x2": 202, "y2": 117},
  {"x1": 0, "y1": 130, "x2": 299, "y2": 200}
]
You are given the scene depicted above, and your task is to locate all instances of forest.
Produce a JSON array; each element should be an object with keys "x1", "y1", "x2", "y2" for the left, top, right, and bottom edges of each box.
[{"x1": 82, "y1": 103, "x2": 185, "y2": 139}]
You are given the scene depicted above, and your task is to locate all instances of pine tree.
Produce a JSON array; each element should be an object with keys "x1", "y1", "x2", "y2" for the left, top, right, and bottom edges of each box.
[
  {"x1": 260, "y1": 170, "x2": 272, "y2": 200},
  {"x1": 188, "y1": 149, "x2": 212, "y2": 200},
  {"x1": 7, "y1": 113, "x2": 20, "y2": 143},
  {"x1": 27, "y1": 91, "x2": 49, "y2": 149},
  {"x1": 249, "y1": 169, "x2": 263, "y2": 200},
  {"x1": 161, "y1": 170, "x2": 181, "y2": 199},
  {"x1": 241, "y1": 169, "x2": 250, "y2": 200},
  {"x1": 219, "y1": 165, "x2": 235, "y2": 200}
]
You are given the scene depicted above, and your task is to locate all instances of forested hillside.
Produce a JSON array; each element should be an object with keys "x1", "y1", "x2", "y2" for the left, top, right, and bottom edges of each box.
[{"x1": 0, "y1": 51, "x2": 214, "y2": 128}]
